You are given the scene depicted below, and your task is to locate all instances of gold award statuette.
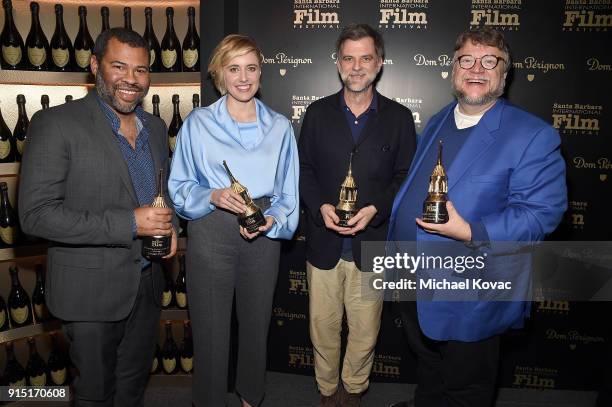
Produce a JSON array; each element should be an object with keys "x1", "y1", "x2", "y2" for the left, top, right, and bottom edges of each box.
[
  {"x1": 222, "y1": 160, "x2": 266, "y2": 233},
  {"x1": 336, "y1": 153, "x2": 358, "y2": 227},
  {"x1": 422, "y1": 140, "x2": 449, "y2": 224},
  {"x1": 142, "y1": 169, "x2": 172, "y2": 258}
]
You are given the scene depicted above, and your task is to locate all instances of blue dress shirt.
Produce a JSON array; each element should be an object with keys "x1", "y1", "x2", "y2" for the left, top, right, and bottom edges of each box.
[{"x1": 168, "y1": 95, "x2": 299, "y2": 240}]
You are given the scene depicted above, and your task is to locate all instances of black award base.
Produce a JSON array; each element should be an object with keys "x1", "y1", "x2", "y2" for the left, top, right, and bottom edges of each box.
[
  {"x1": 422, "y1": 200, "x2": 449, "y2": 224},
  {"x1": 240, "y1": 210, "x2": 266, "y2": 233}
]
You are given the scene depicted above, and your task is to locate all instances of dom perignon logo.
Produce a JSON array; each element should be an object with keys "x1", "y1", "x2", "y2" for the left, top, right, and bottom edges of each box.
[
  {"x1": 470, "y1": 0, "x2": 522, "y2": 31},
  {"x1": 293, "y1": 0, "x2": 340, "y2": 29},
  {"x1": 563, "y1": 0, "x2": 611, "y2": 31},
  {"x1": 379, "y1": 0, "x2": 429, "y2": 29}
]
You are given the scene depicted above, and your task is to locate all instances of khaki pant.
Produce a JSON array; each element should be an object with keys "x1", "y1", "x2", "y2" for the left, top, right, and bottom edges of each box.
[{"x1": 307, "y1": 259, "x2": 383, "y2": 396}]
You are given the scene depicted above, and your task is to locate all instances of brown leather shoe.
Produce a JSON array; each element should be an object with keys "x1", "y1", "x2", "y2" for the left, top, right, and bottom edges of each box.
[
  {"x1": 339, "y1": 386, "x2": 361, "y2": 407},
  {"x1": 319, "y1": 390, "x2": 339, "y2": 407}
]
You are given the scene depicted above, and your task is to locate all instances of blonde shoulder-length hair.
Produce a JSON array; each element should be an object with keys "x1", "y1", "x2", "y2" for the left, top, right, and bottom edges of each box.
[{"x1": 208, "y1": 34, "x2": 264, "y2": 95}]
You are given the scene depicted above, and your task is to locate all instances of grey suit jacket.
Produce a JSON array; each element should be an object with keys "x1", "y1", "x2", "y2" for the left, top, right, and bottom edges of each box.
[{"x1": 18, "y1": 90, "x2": 168, "y2": 322}]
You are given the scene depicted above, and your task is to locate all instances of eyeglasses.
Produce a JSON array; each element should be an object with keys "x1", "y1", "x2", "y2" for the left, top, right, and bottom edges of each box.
[{"x1": 455, "y1": 54, "x2": 507, "y2": 70}]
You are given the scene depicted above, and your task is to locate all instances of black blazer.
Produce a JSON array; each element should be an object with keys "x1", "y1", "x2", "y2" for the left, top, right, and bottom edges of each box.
[
  {"x1": 299, "y1": 90, "x2": 417, "y2": 270},
  {"x1": 19, "y1": 91, "x2": 170, "y2": 321}
]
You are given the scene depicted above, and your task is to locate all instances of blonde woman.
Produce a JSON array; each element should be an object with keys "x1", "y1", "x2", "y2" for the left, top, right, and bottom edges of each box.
[{"x1": 168, "y1": 34, "x2": 299, "y2": 407}]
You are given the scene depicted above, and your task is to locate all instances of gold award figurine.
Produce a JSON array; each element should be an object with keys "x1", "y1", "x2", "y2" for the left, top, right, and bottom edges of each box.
[
  {"x1": 422, "y1": 140, "x2": 449, "y2": 224},
  {"x1": 336, "y1": 153, "x2": 358, "y2": 227},
  {"x1": 222, "y1": 160, "x2": 266, "y2": 233}
]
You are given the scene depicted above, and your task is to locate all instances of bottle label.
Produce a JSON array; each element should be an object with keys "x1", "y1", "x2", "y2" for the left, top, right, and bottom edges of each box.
[
  {"x1": 0, "y1": 226, "x2": 16, "y2": 245},
  {"x1": 29, "y1": 373, "x2": 46, "y2": 386},
  {"x1": 28, "y1": 47, "x2": 46, "y2": 67},
  {"x1": 161, "y1": 291, "x2": 172, "y2": 307},
  {"x1": 169, "y1": 135, "x2": 176, "y2": 152},
  {"x1": 52, "y1": 48, "x2": 69, "y2": 68},
  {"x1": 2, "y1": 45, "x2": 22, "y2": 66},
  {"x1": 161, "y1": 49, "x2": 177, "y2": 68},
  {"x1": 16, "y1": 139, "x2": 25, "y2": 155},
  {"x1": 0, "y1": 139, "x2": 11, "y2": 159},
  {"x1": 75, "y1": 49, "x2": 91, "y2": 68},
  {"x1": 176, "y1": 292, "x2": 187, "y2": 308},
  {"x1": 9, "y1": 377, "x2": 26, "y2": 387},
  {"x1": 0, "y1": 309, "x2": 5, "y2": 328},
  {"x1": 150, "y1": 50, "x2": 155, "y2": 67},
  {"x1": 51, "y1": 368, "x2": 66, "y2": 385},
  {"x1": 151, "y1": 357, "x2": 158, "y2": 373},
  {"x1": 10, "y1": 305, "x2": 28, "y2": 324},
  {"x1": 34, "y1": 303, "x2": 46, "y2": 320},
  {"x1": 162, "y1": 357, "x2": 176, "y2": 373},
  {"x1": 180, "y1": 356, "x2": 193, "y2": 373},
  {"x1": 183, "y1": 49, "x2": 198, "y2": 68}
]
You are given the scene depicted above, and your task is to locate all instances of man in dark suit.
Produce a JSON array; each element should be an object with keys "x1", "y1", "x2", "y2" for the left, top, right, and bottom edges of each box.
[
  {"x1": 299, "y1": 23, "x2": 416, "y2": 407},
  {"x1": 19, "y1": 28, "x2": 176, "y2": 407}
]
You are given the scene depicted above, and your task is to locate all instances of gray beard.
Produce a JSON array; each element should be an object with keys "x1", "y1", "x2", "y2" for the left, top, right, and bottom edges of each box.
[
  {"x1": 452, "y1": 78, "x2": 505, "y2": 106},
  {"x1": 95, "y1": 73, "x2": 147, "y2": 114}
]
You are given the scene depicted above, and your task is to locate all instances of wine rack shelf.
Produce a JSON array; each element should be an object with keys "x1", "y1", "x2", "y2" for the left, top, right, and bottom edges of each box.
[
  {"x1": 0, "y1": 244, "x2": 48, "y2": 263},
  {"x1": 0, "y1": 71, "x2": 201, "y2": 87},
  {"x1": 0, "y1": 319, "x2": 61, "y2": 344},
  {"x1": 148, "y1": 373, "x2": 192, "y2": 387},
  {"x1": 0, "y1": 163, "x2": 20, "y2": 176},
  {"x1": 160, "y1": 309, "x2": 189, "y2": 321}
]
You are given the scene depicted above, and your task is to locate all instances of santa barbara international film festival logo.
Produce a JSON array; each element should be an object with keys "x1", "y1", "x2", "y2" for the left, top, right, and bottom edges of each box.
[
  {"x1": 470, "y1": 0, "x2": 522, "y2": 31},
  {"x1": 564, "y1": 200, "x2": 588, "y2": 230},
  {"x1": 552, "y1": 102, "x2": 602, "y2": 135},
  {"x1": 288, "y1": 269, "x2": 308, "y2": 295},
  {"x1": 262, "y1": 52, "x2": 313, "y2": 77},
  {"x1": 393, "y1": 96, "x2": 424, "y2": 128},
  {"x1": 513, "y1": 366, "x2": 558, "y2": 389},
  {"x1": 288, "y1": 345, "x2": 314, "y2": 369},
  {"x1": 378, "y1": 0, "x2": 429, "y2": 30},
  {"x1": 537, "y1": 299, "x2": 571, "y2": 314},
  {"x1": 293, "y1": 0, "x2": 340, "y2": 29},
  {"x1": 562, "y1": 0, "x2": 612, "y2": 32},
  {"x1": 291, "y1": 95, "x2": 323, "y2": 123},
  {"x1": 371, "y1": 354, "x2": 401, "y2": 379}
]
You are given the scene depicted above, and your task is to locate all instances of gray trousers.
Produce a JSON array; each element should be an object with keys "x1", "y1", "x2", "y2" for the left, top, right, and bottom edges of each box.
[
  {"x1": 187, "y1": 204, "x2": 281, "y2": 407},
  {"x1": 63, "y1": 269, "x2": 160, "y2": 407}
]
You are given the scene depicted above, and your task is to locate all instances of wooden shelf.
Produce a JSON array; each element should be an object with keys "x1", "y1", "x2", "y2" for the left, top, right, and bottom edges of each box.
[
  {"x1": 160, "y1": 309, "x2": 189, "y2": 321},
  {"x1": 0, "y1": 162, "x2": 20, "y2": 176},
  {"x1": 0, "y1": 319, "x2": 61, "y2": 344},
  {"x1": 0, "y1": 243, "x2": 48, "y2": 263},
  {"x1": 0, "y1": 71, "x2": 200, "y2": 86},
  {"x1": 148, "y1": 373, "x2": 192, "y2": 387}
]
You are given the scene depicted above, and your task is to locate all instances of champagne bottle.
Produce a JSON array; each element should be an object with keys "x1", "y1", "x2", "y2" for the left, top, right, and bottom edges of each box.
[
  {"x1": 175, "y1": 254, "x2": 187, "y2": 309},
  {"x1": 32, "y1": 264, "x2": 49, "y2": 323},
  {"x1": 0, "y1": 294, "x2": 9, "y2": 331},
  {"x1": 192, "y1": 94, "x2": 199, "y2": 109},
  {"x1": 161, "y1": 265, "x2": 175, "y2": 309},
  {"x1": 160, "y1": 7, "x2": 181, "y2": 72},
  {"x1": 0, "y1": 0, "x2": 25, "y2": 70},
  {"x1": 142, "y1": 169, "x2": 171, "y2": 258},
  {"x1": 0, "y1": 101, "x2": 15, "y2": 163},
  {"x1": 74, "y1": 6, "x2": 94, "y2": 72},
  {"x1": 13, "y1": 94, "x2": 29, "y2": 162},
  {"x1": 182, "y1": 7, "x2": 200, "y2": 72},
  {"x1": 4, "y1": 342, "x2": 26, "y2": 387},
  {"x1": 8, "y1": 266, "x2": 32, "y2": 327},
  {"x1": 152, "y1": 94, "x2": 160, "y2": 118},
  {"x1": 65, "y1": 95, "x2": 73, "y2": 103},
  {"x1": 150, "y1": 343, "x2": 161, "y2": 374},
  {"x1": 100, "y1": 7, "x2": 110, "y2": 33},
  {"x1": 161, "y1": 321, "x2": 178, "y2": 374},
  {"x1": 26, "y1": 337, "x2": 47, "y2": 386},
  {"x1": 50, "y1": 4, "x2": 73, "y2": 72},
  {"x1": 25, "y1": 2, "x2": 50, "y2": 71},
  {"x1": 40, "y1": 94, "x2": 49, "y2": 110},
  {"x1": 143, "y1": 7, "x2": 161, "y2": 72},
  {"x1": 123, "y1": 7, "x2": 132, "y2": 30},
  {"x1": 0, "y1": 182, "x2": 20, "y2": 248},
  {"x1": 168, "y1": 94, "x2": 182, "y2": 155},
  {"x1": 47, "y1": 333, "x2": 68, "y2": 386},
  {"x1": 179, "y1": 321, "x2": 193, "y2": 374}
]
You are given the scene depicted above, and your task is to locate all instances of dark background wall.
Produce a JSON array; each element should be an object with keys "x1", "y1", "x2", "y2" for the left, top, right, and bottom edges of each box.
[{"x1": 203, "y1": 0, "x2": 611, "y2": 391}]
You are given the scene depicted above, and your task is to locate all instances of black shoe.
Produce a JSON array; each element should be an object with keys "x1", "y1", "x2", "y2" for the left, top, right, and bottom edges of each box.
[{"x1": 388, "y1": 401, "x2": 415, "y2": 407}]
